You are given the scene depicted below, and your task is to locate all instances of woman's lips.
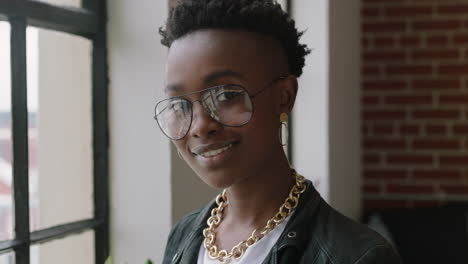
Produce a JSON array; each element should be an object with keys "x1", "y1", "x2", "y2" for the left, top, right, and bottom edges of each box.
[
  {"x1": 190, "y1": 140, "x2": 238, "y2": 156},
  {"x1": 190, "y1": 141, "x2": 239, "y2": 167},
  {"x1": 198, "y1": 143, "x2": 233, "y2": 157}
]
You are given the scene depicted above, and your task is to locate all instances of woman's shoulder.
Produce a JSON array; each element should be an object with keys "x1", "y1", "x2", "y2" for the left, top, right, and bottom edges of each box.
[
  {"x1": 162, "y1": 200, "x2": 215, "y2": 264},
  {"x1": 303, "y1": 199, "x2": 401, "y2": 263}
]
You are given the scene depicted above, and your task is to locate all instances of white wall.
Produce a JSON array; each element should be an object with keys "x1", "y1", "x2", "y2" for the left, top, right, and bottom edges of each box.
[
  {"x1": 108, "y1": 1, "x2": 172, "y2": 263},
  {"x1": 292, "y1": 0, "x2": 361, "y2": 220},
  {"x1": 328, "y1": 0, "x2": 362, "y2": 220},
  {"x1": 292, "y1": 0, "x2": 330, "y2": 201}
]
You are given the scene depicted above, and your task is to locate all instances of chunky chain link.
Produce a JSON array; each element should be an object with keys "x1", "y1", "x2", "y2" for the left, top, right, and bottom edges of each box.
[{"x1": 202, "y1": 169, "x2": 307, "y2": 263}]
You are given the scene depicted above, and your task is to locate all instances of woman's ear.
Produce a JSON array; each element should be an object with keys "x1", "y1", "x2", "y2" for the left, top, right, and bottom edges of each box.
[{"x1": 278, "y1": 75, "x2": 298, "y2": 114}]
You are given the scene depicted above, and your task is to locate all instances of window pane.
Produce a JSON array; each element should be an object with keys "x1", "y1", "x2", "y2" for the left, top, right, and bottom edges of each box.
[
  {"x1": 31, "y1": 231, "x2": 94, "y2": 264},
  {"x1": 0, "y1": 252, "x2": 14, "y2": 264},
  {"x1": 0, "y1": 22, "x2": 14, "y2": 241},
  {"x1": 32, "y1": 0, "x2": 81, "y2": 8},
  {"x1": 27, "y1": 27, "x2": 93, "y2": 232}
]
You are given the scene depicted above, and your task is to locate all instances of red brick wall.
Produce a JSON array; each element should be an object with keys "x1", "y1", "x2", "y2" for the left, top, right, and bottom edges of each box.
[{"x1": 362, "y1": 0, "x2": 468, "y2": 209}]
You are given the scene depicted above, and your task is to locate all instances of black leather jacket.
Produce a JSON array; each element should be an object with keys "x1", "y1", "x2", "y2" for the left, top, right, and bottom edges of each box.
[{"x1": 162, "y1": 180, "x2": 402, "y2": 264}]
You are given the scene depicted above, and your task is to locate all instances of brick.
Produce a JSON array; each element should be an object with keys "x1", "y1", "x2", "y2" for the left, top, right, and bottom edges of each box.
[
  {"x1": 400, "y1": 124, "x2": 420, "y2": 135},
  {"x1": 400, "y1": 36, "x2": 421, "y2": 46},
  {"x1": 438, "y1": 5, "x2": 468, "y2": 15},
  {"x1": 386, "y1": 65, "x2": 432, "y2": 75},
  {"x1": 364, "y1": 184, "x2": 381, "y2": 193},
  {"x1": 363, "y1": 80, "x2": 406, "y2": 90},
  {"x1": 362, "y1": 8, "x2": 380, "y2": 17},
  {"x1": 427, "y1": 36, "x2": 449, "y2": 46},
  {"x1": 362, "y1": 125, "x2": 368, "y2": 135},
  {"x1": 453, "y1": 124, "x2": 468, "y2": 135},
  {"x1": 412, "y1": 139, "x2": 459, "y2": 150},
  {"x1": 439, "y1": 95, "x2": 468, "y2": 104},
  {"x1": 362, "y1": 124, "x2": 370, "y2": 135},
  {"x1": 412, "y1": 50, "x2": 459, "y2": 60},
  {"x1": 364, "y1": 169, "x2": 407, "y2": 179},
  {"x1": 439, "y1": 185, "x2": 468, "y2": 194},
  {"x1": 362, "y1": 96, "x2": 380, "y2": 105},
  {"x1": 373, "y1": 124, "x2": 394, "y2": 135},
  {"x1": 364, "y1": 51, "x2": 406, "y2": 61},
  {"x1": 374, "y1": 37, "x2": 395, "y2": 47},
  {"x1": 364, "y1": 139, "x2": 406, "y2": 149},
  {"x1": 363, "y1": 154, "x2": 381, "y2": 164},
  {"x1": 413, "y1": 170, "x2": 460, "y2": 180},
  {"x1": 413, "y1": 20, "x2": 461, "y2": 31},
  {"x1": 362, "y1": 37, "x2": 370, "y2": 47},
  {"x1": 387, "y1": 154, "x2": 433, "y2": 164},
  {"x1": 364, "y1": 0, "x2": 403, "y2": 2},
  {"x1": 439, "y1": 64, "x2": 468, "y2": 74},
  {"x1": 364, "y1": 200, "x2": 408, "y2": 209},
  {"x1": 453, "y1": 34, "x2": 468, "y2": 44},
  {"x1": 363, "y1": 111, "x2": 406, "y2": 120},
  {"x1": 412, "y1": 110, "x2": 459, "y2": 119},
  {"x1": 385, "y1": 95, "x2": 432, "y2": 105},
  {"x1": 363, "y1": 22, "x2": 406, "y2": 33},
  {"x1": 425, "y1": 125, "x2": 446, "y2": 135},
  {"x1": 386, "y1": 6, "x2": 432, "y2": 16},
  {"x1": 387, "y1": 184, "x2": 434, "y2": 194},
  {"x1": 411, "y1": 79, "x2": 460, "y2": 90},
  {"x1": 440, "y1": 155, "x2": 468, "y2": 165},
  {"x1": 362, "y1": 66, "x2": 381, "y2": 76}
]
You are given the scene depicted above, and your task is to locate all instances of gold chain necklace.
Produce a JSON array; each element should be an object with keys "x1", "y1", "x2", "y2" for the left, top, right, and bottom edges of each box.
[{"x1": 202, "y1": 170, "x2": 307, "y2": 264}]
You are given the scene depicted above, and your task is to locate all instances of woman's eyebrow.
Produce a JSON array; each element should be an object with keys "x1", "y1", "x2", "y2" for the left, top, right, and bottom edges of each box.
[
  {"x1": 165, "y1": 84, "x2": 182, "y2": 93},
  {"x1": 164, "y1": 70, "x2": 244, "y2": 93},
  {"x1": 203, "y1": 70, "x2": 244, "y2": 84}
]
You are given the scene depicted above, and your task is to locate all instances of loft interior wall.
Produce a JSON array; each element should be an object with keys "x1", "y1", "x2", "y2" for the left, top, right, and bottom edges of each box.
[
  {"x1": 108, "y1": 0, "x2": 171, "y2": 262},
  {"x1": 292, "y1": 0, "x2": 361, "y2": 220}
]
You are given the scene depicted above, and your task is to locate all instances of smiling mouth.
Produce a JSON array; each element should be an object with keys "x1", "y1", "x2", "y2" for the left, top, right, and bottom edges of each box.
[
  {"x1": 191, "y1": 140, "x2": 239, "y2": 158},
  {"x1": 198, "y1": 144, "x2": 233, "y2": 158}
]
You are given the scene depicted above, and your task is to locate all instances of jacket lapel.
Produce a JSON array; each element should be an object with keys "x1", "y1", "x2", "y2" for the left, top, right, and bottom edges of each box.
[{"x1": 265, "y1": 181, "x2": 322, "y2": 264}]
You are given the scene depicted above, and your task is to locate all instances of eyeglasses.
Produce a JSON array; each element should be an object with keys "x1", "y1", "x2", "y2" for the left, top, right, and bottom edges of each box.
[{"x1": 154, "y1": 75, "x2": 287, "y2": 140}]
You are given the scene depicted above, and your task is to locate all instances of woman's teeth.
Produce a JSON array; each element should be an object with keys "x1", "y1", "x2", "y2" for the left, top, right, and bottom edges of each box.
[{"x1": 200, "y1": 144, "x2": 233, "y2": 157}]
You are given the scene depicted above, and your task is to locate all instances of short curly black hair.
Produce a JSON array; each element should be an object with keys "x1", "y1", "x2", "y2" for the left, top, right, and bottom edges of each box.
[{"x1": 159, "y1": 0, "x2": 310, "y2": 77}]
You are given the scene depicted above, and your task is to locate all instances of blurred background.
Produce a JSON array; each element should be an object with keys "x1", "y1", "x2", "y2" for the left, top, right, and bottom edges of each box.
[{"x1": 0, "y1": 0, "x2": 467, "y2": 263}]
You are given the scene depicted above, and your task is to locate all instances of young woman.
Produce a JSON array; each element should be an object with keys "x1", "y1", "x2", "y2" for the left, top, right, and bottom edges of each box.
[{"x1": 155, "y1": 0, "x2": 401, "y2": 263}]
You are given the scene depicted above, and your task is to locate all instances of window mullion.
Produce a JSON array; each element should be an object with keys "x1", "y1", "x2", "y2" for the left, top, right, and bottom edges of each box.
[
  {"x1": 10, "y1": 15, "x2": 31, "y2": 264},
  {"x1": 86, "y1": 0, "x2": 110, "y2": 263}
]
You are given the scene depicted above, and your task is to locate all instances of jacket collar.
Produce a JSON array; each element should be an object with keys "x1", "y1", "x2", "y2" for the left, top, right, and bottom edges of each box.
[
  {"x1": 174, "y1": 179, "x2": 322, "y2": 264},
  {"x1": 271, "y1": 180, "x2": 322, "y2": 251}
]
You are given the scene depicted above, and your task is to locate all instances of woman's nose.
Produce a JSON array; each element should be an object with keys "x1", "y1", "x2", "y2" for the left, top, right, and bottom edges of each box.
[{"x1": 189, "y1": 102, "x2": 222, "y2": 138}]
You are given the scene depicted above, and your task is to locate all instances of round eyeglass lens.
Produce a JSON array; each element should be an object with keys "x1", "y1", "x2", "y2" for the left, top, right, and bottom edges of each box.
[
  {"x1": 155, "y1": 98, "x2": 192, "y2": 140},
  {"x1": 201, "y1": 84, "x2": 253, "y2": 127}
]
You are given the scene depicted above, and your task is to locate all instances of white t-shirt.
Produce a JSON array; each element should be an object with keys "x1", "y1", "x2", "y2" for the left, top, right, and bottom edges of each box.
[{"x1": 197, "y1": 214, "x2": 292, "y2": 264}]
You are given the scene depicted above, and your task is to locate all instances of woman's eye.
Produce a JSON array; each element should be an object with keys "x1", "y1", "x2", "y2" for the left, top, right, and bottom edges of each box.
[
  {"x1": 169, "y1": 100, "x2": 185, "y2": 111},
  {"x1": 217, "y1": 91, "x2": 242, "y2": 101}
]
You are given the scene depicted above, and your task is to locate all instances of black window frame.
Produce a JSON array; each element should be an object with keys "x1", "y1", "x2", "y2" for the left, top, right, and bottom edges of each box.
[{"x1": 0, "y1": 0, "x2": 109, "y2": 263}]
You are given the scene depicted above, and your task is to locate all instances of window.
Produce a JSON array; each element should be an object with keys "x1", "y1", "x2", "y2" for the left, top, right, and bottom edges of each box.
[{"x1": 0, "y1": 1, "x2": 109, "y2": 263}]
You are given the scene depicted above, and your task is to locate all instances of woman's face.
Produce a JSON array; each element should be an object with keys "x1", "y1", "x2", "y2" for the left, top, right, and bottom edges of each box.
[{"x1": 165, "y1": 29, "x2": 292, "y2": 188}]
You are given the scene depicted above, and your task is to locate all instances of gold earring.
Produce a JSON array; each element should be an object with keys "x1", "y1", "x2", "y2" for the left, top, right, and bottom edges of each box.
[{"x1": 279, "y1": 113, "x2": 289, "y2": 146}]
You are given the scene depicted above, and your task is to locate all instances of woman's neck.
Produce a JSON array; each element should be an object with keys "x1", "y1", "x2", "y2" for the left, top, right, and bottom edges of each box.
[{"x1": 222, "y1": 153, "x2": 295, "y2": 228}]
